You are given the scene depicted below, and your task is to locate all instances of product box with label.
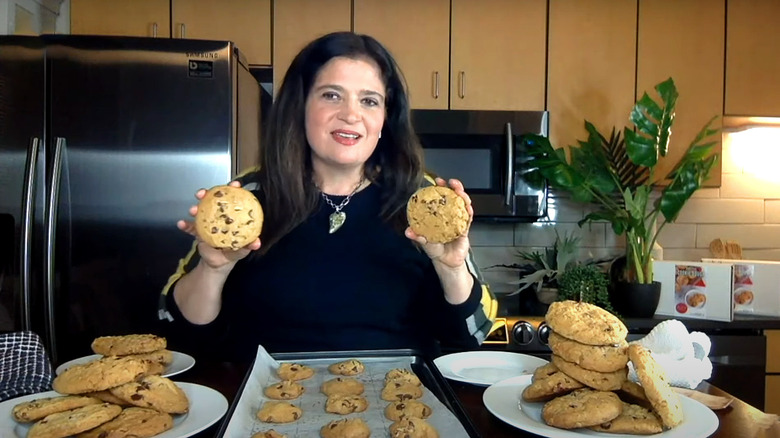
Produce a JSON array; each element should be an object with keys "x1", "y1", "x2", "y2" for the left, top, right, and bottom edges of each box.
[
  {"x1": 702, "y1": 258, "x2": 780, "y2": 317},
  {"x1": 653, "y1": 261, "x2": 734, "y2": 321}
]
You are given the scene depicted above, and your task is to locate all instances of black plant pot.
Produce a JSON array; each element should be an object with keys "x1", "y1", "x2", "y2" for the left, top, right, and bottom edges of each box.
[{"x1": 610, "y1": 281, "x2": 662, "y2": 318}]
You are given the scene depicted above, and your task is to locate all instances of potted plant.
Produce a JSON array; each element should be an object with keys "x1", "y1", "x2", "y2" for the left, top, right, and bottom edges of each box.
[
  {"x1": 557, "y1": 264, "x2": 615, "y2": 313},
  {"x1": 495, "y1": 230, "x2": 581, "y2": 304},
  {"x1": 520, "y1": 78, "x2": 719, "y2": 317}
]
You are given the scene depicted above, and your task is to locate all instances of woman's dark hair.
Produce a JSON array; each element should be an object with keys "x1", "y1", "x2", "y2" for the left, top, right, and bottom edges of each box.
[{"x1": 255, "y1": 31, "x2": 424, "y2": 254}]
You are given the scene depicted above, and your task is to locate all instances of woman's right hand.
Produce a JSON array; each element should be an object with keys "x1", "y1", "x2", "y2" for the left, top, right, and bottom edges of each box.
[{"x1": 176, "y1": 180, "x2": 262, "y2": 271}]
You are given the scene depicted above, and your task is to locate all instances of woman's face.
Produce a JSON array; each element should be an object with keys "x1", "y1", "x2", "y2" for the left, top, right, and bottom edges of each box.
[{"x1": 305, "y1": 56, "x2": 386, "y2": 173}]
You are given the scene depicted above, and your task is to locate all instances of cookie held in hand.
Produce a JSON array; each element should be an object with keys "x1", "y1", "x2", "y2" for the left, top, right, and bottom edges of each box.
[
  {"x1": 406, "y1": 185, "x2": 469, "y2": 244},
  {"x1": 195, "y1": 185, "x2": 264, "y2": 250}
]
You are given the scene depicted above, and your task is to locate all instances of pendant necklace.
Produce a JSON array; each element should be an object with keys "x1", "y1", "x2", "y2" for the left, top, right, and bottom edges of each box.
[{"x1": 319, "y1": 176, "x2": 365, "y2": 234}]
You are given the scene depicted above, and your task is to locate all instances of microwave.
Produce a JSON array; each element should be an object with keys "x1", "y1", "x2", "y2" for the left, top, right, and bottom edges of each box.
[{"x1": 411, "y1": 110, "x2": 549, "y2": 222}]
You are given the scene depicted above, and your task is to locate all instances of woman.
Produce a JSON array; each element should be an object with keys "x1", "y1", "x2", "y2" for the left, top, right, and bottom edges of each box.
[{"x1": 158, "y1": 32, "x2": 495, "y2": 360}]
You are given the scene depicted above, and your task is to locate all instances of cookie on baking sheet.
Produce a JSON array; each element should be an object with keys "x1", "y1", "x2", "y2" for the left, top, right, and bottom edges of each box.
[
  {"x1": 548, "y1": 331, "x2": 629, "y2": 373},
  {"x1": 277, "y1": 362, "x2": 315, "y2": 381},
  {"x1": 522, "y1": 365, "x2": 585, "y2": 402},
  {"x1": 381, "y1": 381, "x2": 423, "y2": 401},
  {"x1": 320, "y1": 377, "x2": 365, "y2": 397},
  {"x1": 325, "y1": 394, "x2": 369, "y2": 414},
  {"x1": 551, "y1": 354, "x2": 627, "y2": 391},
  {"x1": 327, "y1": 359, "x2": 365, "y2": 376},
  {"x1": 541, "y1": 388, "x2": 622, "y2": 429},
  {"x1": 384, "y1": 400, "x2": 432, "y2": 421},
  {"x1": 389, "y1": 416, "x2": 439, "y2": 438},
  {"x1": 320, "y1": 418, "x2": 370, "y2": 438},
  {"x1": 195, "y1": 185, "x2": 264, "y2": 250},
  {"x1": 384, "y1": 368, "x2": 422, "y2": 386},
  {"x1": 125, "y1": 349, "x2": 174, "y2": 366},
  {"x1": 546, "y1": 300, "x2": 627, "y2": 346},
  {"x1": 264, "y1": 380, "x2": 305, "y2": 400},
  {"x1": 109, "y1": 375, "x2": 189, "y2": 414},
  {"x1": 12, "y1": 395, "x2": 102, "y2": 422},
  {"x1": 628, "y1": 344, "x2": 684, "y2": 428},
  {"x1": 76, "y1": 407, "x2": 174, "y2": 438},
  {"x1": 27, "y1": 403, "x2": 122, "y2": 438},
  {"x1": 589, "y1": 402, "x2": 664, "y2": 435},
  {"x1": 252, "y1": 431, "x2": 287, "y2": 438},
  {"x1": 53, "y1": 356, "x2": 150, "y2": 394},
  {"x1": 91, "y1": 334, "x2": 167, "y2": 356},
  {"x1": 256, "y1": 401, "x2": 302, "y2": 424},
  {"x1": 406, "y1": 185, "x2": 469, "y2": 244}
]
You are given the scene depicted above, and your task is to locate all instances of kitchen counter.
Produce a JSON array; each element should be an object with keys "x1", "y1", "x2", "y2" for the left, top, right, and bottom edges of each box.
[
  {"x1": 625, "y1": 314, "x2": 780, "y2": 332},
  {"x1": 182, "y1": 356, "x2": 767, "y2": 437}
]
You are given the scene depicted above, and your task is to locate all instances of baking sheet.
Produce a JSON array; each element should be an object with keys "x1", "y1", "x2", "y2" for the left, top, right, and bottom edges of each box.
[{"x1": 220, "y1": 346, "x2": 471, "y2": 437}]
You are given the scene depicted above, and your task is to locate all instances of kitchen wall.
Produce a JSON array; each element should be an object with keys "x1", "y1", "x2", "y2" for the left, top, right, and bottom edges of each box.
[{"x1": 474, "y1": 130, "x2": 780, "y2": 294}]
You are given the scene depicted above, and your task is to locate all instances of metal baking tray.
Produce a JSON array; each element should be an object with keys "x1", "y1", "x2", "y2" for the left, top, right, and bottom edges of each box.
[{"x1": 216, "y1": 349, "x2": 479, "y2": 437}]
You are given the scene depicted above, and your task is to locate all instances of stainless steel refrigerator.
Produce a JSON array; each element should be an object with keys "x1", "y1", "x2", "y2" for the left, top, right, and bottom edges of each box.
[{"x1": 0, "y1": 35, "x2": 261, "y2": 365}]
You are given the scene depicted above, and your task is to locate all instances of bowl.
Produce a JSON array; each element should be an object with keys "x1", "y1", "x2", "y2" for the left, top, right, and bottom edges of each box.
[{"x1": 685, "y1": 289, "x2": 707, "y2": 308}]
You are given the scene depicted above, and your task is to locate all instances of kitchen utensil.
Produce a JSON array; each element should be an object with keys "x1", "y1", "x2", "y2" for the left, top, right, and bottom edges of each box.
[{"x1": 709, "y1": 238, "x2": 727, "y2": 258}]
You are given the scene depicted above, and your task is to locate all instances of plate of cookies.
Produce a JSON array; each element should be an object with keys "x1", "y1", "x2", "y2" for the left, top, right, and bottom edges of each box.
[
  {"x1": 483, "y1": 301, "x2": 719, "y2": 437},
  {"x1": 55, "y1": 334, "x2": 196, "y2": 378}
]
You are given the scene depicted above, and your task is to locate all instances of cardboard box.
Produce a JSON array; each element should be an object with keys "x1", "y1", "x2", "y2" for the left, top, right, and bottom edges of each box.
[
  {"x1": 653, "y1": 261, "x2": 734, "y2": 321},
  {"x1": 702, "y1": 258, "x2": 780, "y2": 317}
]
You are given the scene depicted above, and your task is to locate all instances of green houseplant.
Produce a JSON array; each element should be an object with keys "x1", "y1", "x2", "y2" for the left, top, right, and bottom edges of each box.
[
  {"x1": 557, "y1": 264, "x2": 614, "y2": 313},
  {"x1": 520, "y1": 78, "x2": 719, "y2": 315}
]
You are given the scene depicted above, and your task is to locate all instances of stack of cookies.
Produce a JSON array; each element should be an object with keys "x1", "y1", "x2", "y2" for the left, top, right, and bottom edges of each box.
[
  {"x1": 254, "y1": 359, "x2": 439, "y2": 438},
  {"x1": 523, "y1": 300, "x2": 684, "y2": 435},
  {"x1": 11, "y1": 334, "x2": 187, "y2": 438}
]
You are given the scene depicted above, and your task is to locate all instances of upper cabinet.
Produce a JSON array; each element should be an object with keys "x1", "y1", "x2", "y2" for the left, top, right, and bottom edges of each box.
[
  {"x1": 547, "y1": 0, "x2": 637, "y2": 149},
  {"x1": 637, "y1": 0, "x2": 724, "y2": 186},
  {"x1": 71, "y1": 0, "x2": 169, "y2": 38},
  {"x1": 172, "y1": 0, "x2": 271, "y2": 65},
  {"x1": 273, "y1": 0, "x2": 352, "y2": 95},
  {"x1": 354, "y1": 0, "x2": 450, "y2": 110},
  {"x1": 70, "y1": 0, "x2": 271, "y2": 65},
  {"x1": 355, "y1": 0, "x2": 545, "y2": 110},
  {"x1": 725, "y1": 0, "x2": 780, "y2": 116},
  {"x1": 450, "y1": 0, "x2": 546, "y2": 111}
]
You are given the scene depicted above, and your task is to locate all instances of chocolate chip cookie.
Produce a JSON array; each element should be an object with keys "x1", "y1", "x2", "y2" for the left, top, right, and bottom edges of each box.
[
  {"x1": 195, "y1": 185, "x2": 264, "y2": 250},
  {"x1": 91, "y1": 334, "x2": 166, "y2": 356},
  {"x1": 407, "y1": 185, "x2": 469, "y2": 244},
  {"x1": 589, "y1": 402, "x2": 664, "y2": 435},
  {"x1": 12, "y1": 395, "x2": 102, "y2": 422},
  {"x1": 389, "y1": 417, "x2": 439, "y2": 438},
  {"x1": 541, "y1": 388, "x2": 622, "y2": 429},
  {"x1": 548, "y1": 331, "x2": 629, "y2": 373},
  {"x1": 53, "y1": 356, "x2": 150, "y2": 394},
  {"x1": 324, "y1": 395, "x2": 369, "y2": 414},
  {"x1": 76, "y1": 407, "x2": 174, "y2": 438},
  {"x1": 264, "y1": 380, "x2": 305, "y2": 400},
  {"x1": 384, "y1": 368, "x2": 422, "y2": 386},
  {"x1": 628, "y1": 344, "x2": 684, "y2": 428},
  {"x1": 320, "y1": 377, "x2": 364, "y2": 397},
  {"x1": 327, "y1": 359, "x2": 365, "y2": 376},
  {"x1": 277, "y1": 363, "x2": 315, "y2": 381},
  {"x1": 109, "y1": 375, "x2": 189, "y2": 414},
  {"x1": 256, "y1": 401, "x2": 302, "y2": 423},
  {"x1": 320, "y1": 418, "x2": 370, "y2": 438},
  {"x1": 384, "y1": 400, "x2": 432, "y2": 421},
  {"x1": 27, "y1": 403, "x2": 122, "y2": 438},
  {"x1": 551, "y1": 354, "x2": 627, "y2": 391},
  {"x1": 546, "y1": 300, "x2": 627, "y2": 345},
  {"x1": 522, "y1": 364, "x2": 585, "y2": 402},
  {"x1": 381, "y1": 381, "x2": 423, "y2": 401}
]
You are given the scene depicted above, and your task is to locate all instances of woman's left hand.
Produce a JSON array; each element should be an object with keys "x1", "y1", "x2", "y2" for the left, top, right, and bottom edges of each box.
[{"x1": 405, "y1": 177, "x2": 473, "y2": 269}]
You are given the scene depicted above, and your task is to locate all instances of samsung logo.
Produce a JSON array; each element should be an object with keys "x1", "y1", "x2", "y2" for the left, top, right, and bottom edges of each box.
[{"x1": 187, "y1": 52, "x2": 219, "y2": 59}]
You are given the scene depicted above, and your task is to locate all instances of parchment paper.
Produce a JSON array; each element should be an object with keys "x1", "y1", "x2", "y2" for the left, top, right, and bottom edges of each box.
[{"x1": 221, "y1": 346, "x2": 470, "y2": 437}]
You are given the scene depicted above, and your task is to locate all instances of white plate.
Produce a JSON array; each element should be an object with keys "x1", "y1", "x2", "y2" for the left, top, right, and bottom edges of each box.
[
  {"x1": 483, "y1": 375, "x2": 720, "y2": 437},
  {"x1": 434, "y1": 351, "x2": 549, "y2": 386},
  {"x1": 0, "y1": 382, "x2": 227, "y2": 438},
  {"x1": 55, "y1": 351, "x2": 196, "y2": 378}
]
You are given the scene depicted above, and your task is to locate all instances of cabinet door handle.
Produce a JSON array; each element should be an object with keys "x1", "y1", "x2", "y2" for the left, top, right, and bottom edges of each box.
[
  {"x1": 433, "y1": 71, "x2": 439, "y2": 99},
  {"x1": 179, "y1": 23, "x2": 186, "y2": 38},
  {"x1": 458, "y1": 71, "x2": 465, "y2": 99},
  {"x1": 151, "y1": 22, "x2": 158, "y2": 37}
]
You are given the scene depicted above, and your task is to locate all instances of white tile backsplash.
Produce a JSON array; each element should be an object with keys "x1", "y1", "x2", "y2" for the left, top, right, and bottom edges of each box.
[{"x1": 471, "y1": 135, "x2": 780, "y2": 277}]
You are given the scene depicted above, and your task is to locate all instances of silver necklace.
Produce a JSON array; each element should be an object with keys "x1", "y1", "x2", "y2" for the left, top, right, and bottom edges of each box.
[{"x1": 319, "y1": 177, "x2": 365, "y2": 234}]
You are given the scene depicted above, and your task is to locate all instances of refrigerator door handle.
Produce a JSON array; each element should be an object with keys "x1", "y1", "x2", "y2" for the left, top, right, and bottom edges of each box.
[
  {"x1": 20, "y1": 137, "x2": 40, "y2": 331},
  {"x1": 44, "y1": 137, "x2": 66, "y2": 363}
]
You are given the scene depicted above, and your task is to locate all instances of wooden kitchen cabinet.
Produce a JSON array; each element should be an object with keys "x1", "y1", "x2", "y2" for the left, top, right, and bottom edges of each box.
[
  {"x1": 450, "y1": 0, "x2": 546, "y2": 110},
  {"x1": 636, "y1": 0, "x2": 724, "y2": 186},
  {"x1": 273, "y1": 0, "x2": 351, "y2": 95},
  {"x1": 547, "y1": 0, "x2": 637, "y2": 150},
  {"x1": 172, "y1": 0, "x2": 271, "y2": 65},
  {"x1": 766, "y1": 330, "x2": 780, "y2": 414},
  {"x1": 70, "y1": 0, "x2": 169, "y2": 38},
  {"x1": 354, "y1": 0, "x2": 450, "y2": 109},
  {"x1": 725, "y1": 0, "x2": 780, "y2": 116}
]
